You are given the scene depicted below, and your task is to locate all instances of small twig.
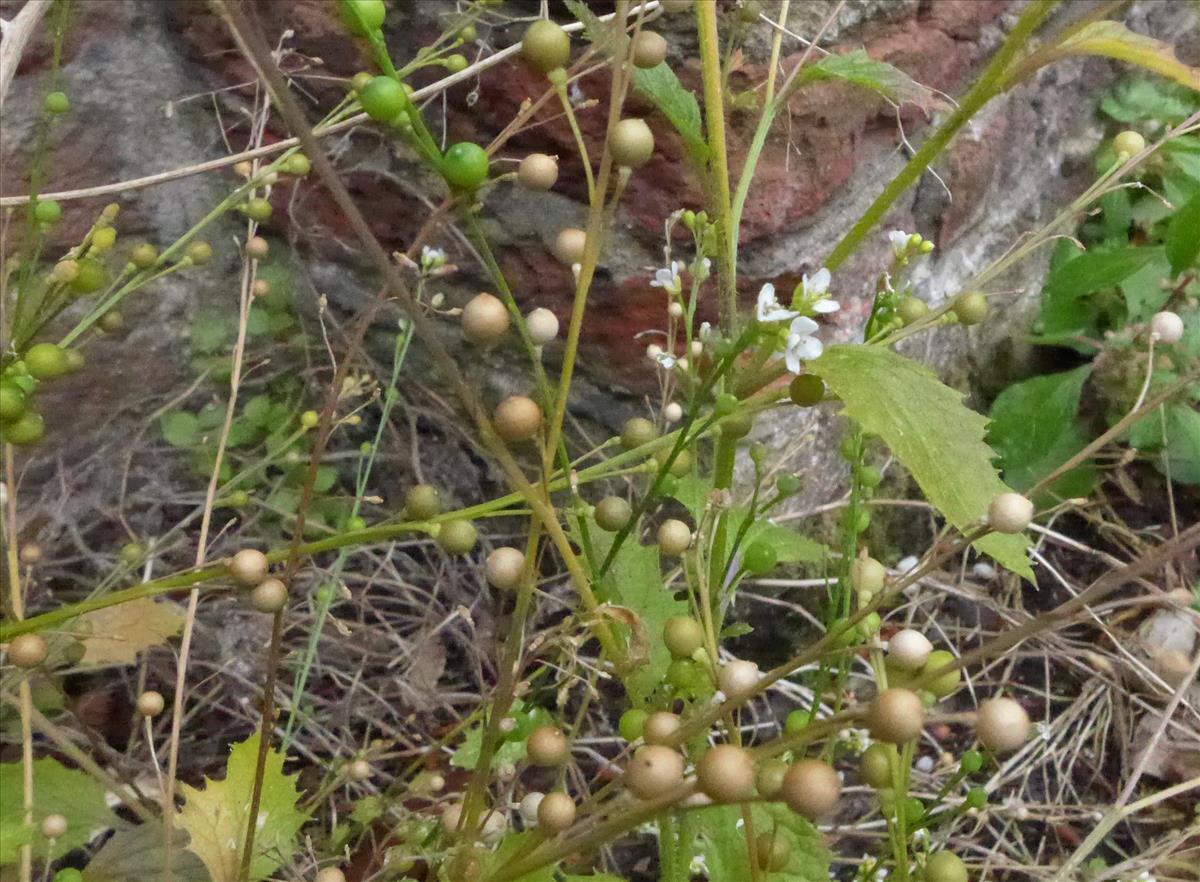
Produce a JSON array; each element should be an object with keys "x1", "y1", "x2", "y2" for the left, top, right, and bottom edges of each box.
[{"x1": 0, "y1": 0, "x2": 52, "y2": 109}]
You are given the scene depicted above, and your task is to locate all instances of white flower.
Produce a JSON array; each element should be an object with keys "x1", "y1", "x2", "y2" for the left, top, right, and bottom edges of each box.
[
  {"x1": 420, "y1": 245, "x2": 446, "y2": 269},
  {"x1": 784, "y1": 316, "x2": 823, "y2": 373},
  {"x1": 888, "y1": 230, "x2": 910, "y2": 256},
  {"x1": 756, "y1": 282, "x2": 799, "y2": 323},
  {"x1": 698, "y1": 321, "x2": 713, "y2": 339},
  {"x1": 650, "y1": 260, "x2": 682, "y2": 293},
  {"x1": 799, "y1": 267, "x2": 839, "y2": 314},
  {"x1": 654, "y1": 351, "x2": 678, "y2": 370}
]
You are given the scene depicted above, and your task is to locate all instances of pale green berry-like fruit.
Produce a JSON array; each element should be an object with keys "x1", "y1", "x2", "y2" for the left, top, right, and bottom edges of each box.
[
  {"x1": 657, "y1": 519, "x2": 691, "y2": 556},
  {"x1": 610, "y1": 118, "x2": 655, "y2": 168},
  {"x1": 594, "y1": 496, "x2": 632, "y2": 532},
  {"x1": 1113, "y1": 130, "x2": 1145, "y2": 157},
  {"x1": 438, "y1": 520, "x2": 478, "y2": 555},
  {"x1": 868, "y1": 688, "x2": 925, "y2": 744},
  {"x1": 522, "y1": 19, "x2": 571, "y2": 73},
  {"x1": 987, "y1": 492, "x2": 1033, "y2": 533}
]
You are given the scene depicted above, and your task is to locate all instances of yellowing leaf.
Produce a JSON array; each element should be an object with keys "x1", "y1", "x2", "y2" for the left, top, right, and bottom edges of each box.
[
  {"x1": 175, "y1": 733, "x2": 309, "y2": 882},
  {"x1": 77, "y1": 597, "x2": 184, "y2": 666},
  {"x1": 1048, "y1": 21, "x2": 1200, "y2": 90}
]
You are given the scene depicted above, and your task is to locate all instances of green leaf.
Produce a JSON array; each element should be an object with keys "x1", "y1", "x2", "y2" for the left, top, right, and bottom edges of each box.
[
  {"x1": 0, "y1": 757, "x2": 121, "y2": 866},
  {"x1": 562, "y1": 0, "x2": 613, "y2": 53},
  {"x1": 191, "y1": 312, "x2": 231, "y2": 353},
  {"x1": 1131, "y1": 403, "x2": 1200, "y2": 485},
  {"x1": 175, "y1": 732, "x2": 309, "y2": 882},
  {"x1": 1037, "y1": 247, "x2": 1156, "y2": 342},
  {"x1": 795, "y1": 49, "x2": 938, "y2": 109},
  {"x1": 632, "y1": 64, "x2": 709, "y2": 164},
  {"x1": 1100, "y1": 77, "x2": 1200, "y2": 125},
  {"x1": 697, "y1": 802, "x2": 830, "y2": 882},
  {"x1": 988, "y1": 366, "x2": 1097, "y2": 499},
  {"x1": 741, "y1": 519, "x2": 827, "y2": 564},
  {"x1": 161, "y1": 411, "x2": 199, "y2": 447},
  {"x1": 1166, "y1": 190, "x2": 1200, "y2": 277},
  {"x1": 83, "y1": 823, "x2": 208, "y2": 882},
  {"x1": 450, "y1": 702, "x2": 553, "y2": 770},
  {"x1": 1119, "y1": 249, "x2": 1173, "y2": 322},
  {"x1": 1049, "y1": 21, "x2": 1200, "y2": 91},
  {"x1": 479, "y1": 832, "x2": 558, "y2": 882},
  {"x1": 591, "y1": 527, "x2": 688, "y2": 704},
  {"x1": 243, "y1": 394, "x2": 273, "y2": 426},
  {"x1": 809, "y1": 345, "x2": 1033, "y2": 580}
]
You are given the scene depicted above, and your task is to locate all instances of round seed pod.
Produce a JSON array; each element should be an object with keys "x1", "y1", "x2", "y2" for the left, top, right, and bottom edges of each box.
[
  {"x1": 924, "y1": 851, "x2": 968, "y2": 882},
  {"x1": 631, "y1": 31, "x2": 668, "y2": 68},
  {"x1": 229, "y1": 548, "x2": 269, "y2": 587},
  {"x1": 663, "y1": 616, "x2": 705, "y2": 659},
  {"x1": 519, "y1": 791, "x2": 544, "y2": 825},
  {"x1": 621, "y1": 416, "x2": 658, "y2": 450},
  {"x1": 522, "y1": 19, "x2": 571, "y2": 73},
  {"x1": 755, "y1": 758, "x2": 789, "y2": 799},
  {"x1": 697, "y1": 744, "x2": 756, "y2": 803},
  {"x1": 518, "y1": 153, "x2": 559, "y2": 191},
  {"x1": 1113, "y1": 130, "x2": 1146, "y2": 156},
  {"x1": 526, "y1": 307, "x2": 560, "y2": 345},
  {"x1": 898, "y1": 298, "x2": 929, "y2": 325},
  {"x1": 781, "y1": 758, "x2": 841, "y2": 820},
  {"x1": 987, "y1": 492, "x2": 1033, "y2": 534},
  {"x1": 657, "y1": 519, "x2": 692, "y2": 556},
  {"x1": 480, "y1": 810, "x2": 507, "y2": 845},
  {"x1": 553, "y1": 228, "x2": 587, "y2": 265},
  {"x1": 440, "y1": 802, "x2": 465, "y2": 833},
  {"x1": 868, "y1": 688, "x2": 925, "y2": 744},
  {"x1": 922, "y1": 649, "x2": 962, "y2": 698},
  {"x1": 7, "y1": 633, "x2": 48, "y2": 668},
  {"x1": 887, "y1": 629, "x2": 933, "y2": 672},
  {"x1": 438, "y1": 520, "x2": 478, "y2": 555},
  {"x1": 610, "y1": 118, "x2": 655, "y2": 169},
  {"x1": 718, "y1": 659, "x2": 761, "y2": 701},
  {"x1": 348, "y1": 760, "x2": 372, "y2": 782},
  {"x1": 642, "y1": 711, "x2": 681, "y2": 745},
  {"x1": 594, "y1": 496, "x2": 632, "y2": 532},
  {"x1": 952, "y1": 292, "x2": 988, "y2": 326},
  {"x1": 756, "y1": 829, "x2": 791, "y2": 871},
  {"x1": 40, "y1": 814, "x2": 68, "y2": 839},
  {"x1": 859, "y1": 743, "x2": 892, "y2": 789},
  {"x1": 1150, "y1": 310, "x2": 1184, "y2": 344},
  {"x1": 626, "y1": 744, "x2": 685, "y2": 799},
  {"x1": 485, "y1": 546, "x2": 526, "y2": 591},
  {"x1": 536, "y1": 791, "x2": 576, "y2": 833},
  {"x1": 316, "y1": 869, "x2": 347, "y2": 882},
  {"x1": 494, "y1": 396, "x2": 542, "y2": 442},
  {"x1": 246, "y1": 236, "x2": 270, "y2": 259},
  {"x1": 527, "y1": 725, "x2": 570, "y2": 766},
  {"x1": 404, "y1": 484, "x2": 442, "y2": 520},
  {"x1": 975, "y1": 697, "x2": 1030, "y2": 753},
  {"x1": 136, "y1": 690, "x2": 166, "y2": 718},
  {"x1": 461, "y1": 292, "x2": 510, "y2": 346},
  {"x1": 619, "y1": 708, "x2": 648, "y2": 742},
  {"x1": 249, "y1": 578, "x2": 288, "y2": 613},
  {"x1": 851, "y1": 556, "x2": 887, "y2": 595},
  {"x1": 789, "y1": 374, "x2": 824, "y2": 406}
]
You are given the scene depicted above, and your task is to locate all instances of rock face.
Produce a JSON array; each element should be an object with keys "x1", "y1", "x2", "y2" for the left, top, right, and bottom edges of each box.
[{"x1": 2, "y1": 0, "x2": 1197, "y2": 512}]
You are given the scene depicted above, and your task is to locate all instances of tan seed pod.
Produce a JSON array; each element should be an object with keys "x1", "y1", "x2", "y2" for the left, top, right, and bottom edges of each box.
[
  {"x1": 229, "y1": 548, "x2": 269, "y2": 587},
  {"x1": 249, "y1": 578, "x2": 288, "y2": 613},
  {"x1": 136, "y1": 690, "x2": 166, "y2": 718},
  {"x1": 494, "y1": 395, "x2": 542, "y2": 442},
  {"x1": 40, "y1": 814, "x2": 68, "y2": 839},
  {"x1": 349, "y1": 759, "x2": 372, "y2": 782},
  {"x1": 657, "y1": 519, "x2": 692, "y2": 556},
  {"x1": 461, "y1": 292, "x2": 510, "y2": 346},
  {"x1": 696, "y1": 744, "x2": 755, "y2": 803},
  {"x1": 718, "y1": 659, "x2": 761, "y2": 700},
  {"x1": 525, "y1": 307, "x2": 559, "y2": 344},
  {"x1": 527, "y1": 725, "x2": 570, "y2": 766},
  {"x1": 631, "y1": 30, "x2": 668, "y2": 68},
  {"x1": 485, "y1": 546, "x2": 526, "y2": 591},
  {"x1": 781, "y1": 758, "x2": 841, "y2": 819},
  {"x1": 536, "y1": 791, "x2": 576, "y2": 833},
  {"x1": 756, "y1": 829, "x2": 791, "y2": 871},
  {"x1": 975, "y1": 697, "x2": 1030, "y2": 753},
  {"x1": 610, "y1": 118, "x2": 655, "y2": 169},
  {"x1": 642, "y1": 711, "x2": 681, "y2": 745},
  {"x1": 868, "y1": 688, "x2": 925, "y2": 744},
  {"x1": 626, "y1": 744, "x2": 685, "y2": 799},
  {"x1": 988, "y1": 492, "x2": 1033, "y2": 533},
  {"x1": 316, "y1": 870, "x2": 347, "y2": 882},
  {"x1": 553, "y1": 228, "x2": 587, "y2": 265},
  {"x1": 518, "y1": 153, "x2": 559, "y2": 191},
  {"x1": 7, "y1": 633, "x2": 48, "y2": 669},
  {"x1": 887, "y1": 629, "x2": 932, "y2": 672}
]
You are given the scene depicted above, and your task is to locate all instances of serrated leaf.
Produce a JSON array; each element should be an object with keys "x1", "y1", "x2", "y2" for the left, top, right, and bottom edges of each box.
[
  {"x1": 697, "y1": 802, "x2": 830, "y2": 882},
  {"x1": 562, "y1": 0, "x2": 614, "y2": 53},
  {"x1": 795, "y1": 48, "x2": 939, "y2": 109},
  {"x1": 1100, "y1": 77, "x2": 1200, "y2": 125},
  {"x1": 161, "y1": 411, "x2": 199, "y2": 447},
  {"x1": 1050, "y1": 21, "x2": 1200, "y2": 91},
  {"x1": 988, "y1": 365, "x2": 1096, "y2": 499},
  {"x1": 809, "y1": 345, "x2": 1033, "y2": 580},
  {"x1": 76, "y1": 597, "x2": 184, "y2": 666},
  {"x1": 175, "y1": 732, "x2": 309, "y2": 882},
  {"x1": 632, "y1": 64, "x2": 709, "y2": 164},
  {"x1": 0, "y1": 757, "x2": 120, "y2": 866},
  {"x1": 1166, "y1": 190, "x2": 1200, "y2": 277},
  {"x1": 82, "y1": 822, "x2": 208, "y2": 882},
  {"x1": 1119, "y1": 249, "x2": 1174, "y2": 322}
]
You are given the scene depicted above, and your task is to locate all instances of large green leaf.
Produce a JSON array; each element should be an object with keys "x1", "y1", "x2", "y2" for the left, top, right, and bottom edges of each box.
[
  {"x1": 988, "y1": 365, "x2": 1096, "y2": 499},
  {"x1": 1048, "y1": 21, "x2": 1200, "y2": 91},
  {"x1": 175, "y1": 732, "x2": 309, "y2": 882},
  {"x1": 795, "y1": 49, "x2": 937, "y2": 109},
  {"x1": 1131, "y1": 402, "x2": 1200, "y2": 485},
  {"x1": 809, "y1": 345, "x2": 1033, "y2": 580},
  {"x1": 697, "y1": 803, "x2": 830, "y2": 881},
  {"x1": 741, "y1": 519, "x2": 827, "y2": 564},
  {"x1": 632, "y1": 63, "x2": 709, "y2": 164},
  {"x1": 1037, "y1": 247, "x2": 1157, "y2": 344},
  {"x1": 0, "y1": 758, "x2": 120, "y2": 866},
  {"x1": 1166, "y1": 190, "x2": 1200, "y2": 277}
]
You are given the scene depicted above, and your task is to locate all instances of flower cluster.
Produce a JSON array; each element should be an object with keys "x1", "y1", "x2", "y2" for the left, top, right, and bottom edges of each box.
[{"x1": 756, "y1": 267, "x2": 840, "y2": 372}]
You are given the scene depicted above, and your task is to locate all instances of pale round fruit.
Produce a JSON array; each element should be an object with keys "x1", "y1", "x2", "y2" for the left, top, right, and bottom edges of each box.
[
  {"x1": 781, "y1": 758, "x2": 841, "y2": 820},
  {"x1": 953, "y1": 292, "x2": 989, "y2": 326},
  {"x1": 246, "y1": 236, "x2": 269, "y2": 259},
  {"x1": 1113, "y1": 130, "x2": 1146, "y2": 156},
  {"x1": 519, "y1": 791, "x2": 544, "y2": 825},
  {"x1": 525, "y1": 307, "x2": 559, "y2": 345},
  {"x1": 349, "y1": 760, "x2": 372, "y2": 782},
  {"x1": 924, "y1": 851, "x2": 968, "y2": 882},
  {"x1": 40, "y1": 814, "x2": 68, "y2": 839},
  {"x1": 536, "y1": 791, "x2": 576, "y2": 833},
  {"x1": 480, "y1": 810, "x2": 507, "y2": 844},
  {"x1": 522, "y1": 19, "x2": 571, "y2": 73},
  {"x1": 553, "y1": 227, "x2": 587, "y2": 264},
  {"x1": 316, "y1": 869, "x2": 347, "y2": 882},
  {"x1": 859, "y1": 743, "x2": 892, "y2": 789},
  {"x1": 404, "y1": 483, "x2": 441, "y2": 519},
  {"x1": 229, "y1": 548, "x2": 269, "y2": 587},
  {"x1": 851, "y1": 556, "x2": 887, "y2": 595},
  {"x1": 756, "y1": 829, "x2": 791, "y2": 871},
  {"x1": 718, "y1": 659, "x2": 761, "y2": 700},
  {"x1": 657, "y1": 519, "x2": 692, "y2": 556},
  {"x1": 1150, "y1": 310, "x2": 1184, "y2": 344},
  {"x1": 594, "y1": 496, "x2": 632, "y2": 532},
  {"x1": 868, "y1": 688, "x2": 925, "y2": 744},
  {"x1": 249, "y1": 578, "x2": 288, "y2": 613},
  {"x1": 438, "y1": 520, "x2": 478, "y2": 555},
  {"x1": 518, "y1": 153, "x2": 559, "y2": 191},
  {"x1": 987, "y1": 492, "x2": 1033, "y2": 534},
  {"x1": 663, "y1": 616, "x2": 705, "y2": 659},
  {"x1": 922, "y1": 649, "x2": 962, "y2": 698},
  {"x1": 887, "y1": 629, "x2": 933, "y2": 672},
  {"x1": 610, "y1": 118, "x2": 655, "y2": 168},
  {"x1": 7, "y1": 633, "x2": 48, "y2": 668},
  {"x1": 527, "y1": 725, "x2": 570, "y2": 766},
  {"x1": 975, "y1": 697, "x2": 1030, "y2": 753},
  {"x1": 755, "y1": 758, "x2": 789, "y2": 799},
  {"x1": 626, "y1": 744, "x2": 685, "y2": 799},
  {"x1": 631, "y1": 30, "x2": 668, "y2": 68},
  {"x1": 697, "y1": 744, "x2": 756, "y2": 803},
  {"x1": 136, "y1": 690, "x2": 166, "y2": 718},
  {"x1": 461, "y1": 292, "x2": 510, "y2": 346},
  {"x1": 19, "y1": 544, "x2": 41, "y2": 565},
  {"x1": 642, "y1": 711, "x2": 681, "y2": 745},
  {"x1": 494, "y1": 396, "x2": 542, "y2": 442},
  {"x1": 485, "y1": 546, "x2": 525, "y2": 591},
  {"x1": 621, "y1": 416, "x2": 658, "y2": 450}
]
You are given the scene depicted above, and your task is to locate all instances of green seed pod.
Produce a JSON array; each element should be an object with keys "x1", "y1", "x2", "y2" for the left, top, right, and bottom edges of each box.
[
  {"x1": 952, "y1": 292, "x2": 988, "y2": 326},
  {"x1": 859, "y1": 743, "x2": 892, "y2": 789},
  {"x1": 404, "y1": 484, "x2": 442, "y2": 519},
  {"x1": 594, "y1": 496, "x2": 632, "y2": 532},
  {"x1": 621, "y1": 416, "x2": 658, "y2": 450},
  {"x1": 438, "y1": 520, "x2": 478, "y2": 555},
  {"x1": 522, "y1": 19, "x2": 570, "y2": 73},
  {"x1": 788, "y1": 374, "x2": 824, "y2": 406},
  {"x1": 24, "y1": 343, "x2": 70, "y2": 380}
]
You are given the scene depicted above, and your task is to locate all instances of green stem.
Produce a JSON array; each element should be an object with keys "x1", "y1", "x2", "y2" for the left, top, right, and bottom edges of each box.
[{"x1": 823, "y1": 0, "x2": 1057, "y2": 270}]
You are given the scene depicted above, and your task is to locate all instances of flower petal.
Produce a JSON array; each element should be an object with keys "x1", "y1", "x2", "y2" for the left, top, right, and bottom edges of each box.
[
  {"x1": 812, "y1": 299, "x2": 840, "y2": 314},
  {"x1": 788, "y1": 316, "x2": 819, "y2": 336},
  {"x1": 806, "y1": 267, "x2": 831, "y2": 296},
  {"x1": 796, "y1": 336, "x2": 824, "y2": 361}
]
